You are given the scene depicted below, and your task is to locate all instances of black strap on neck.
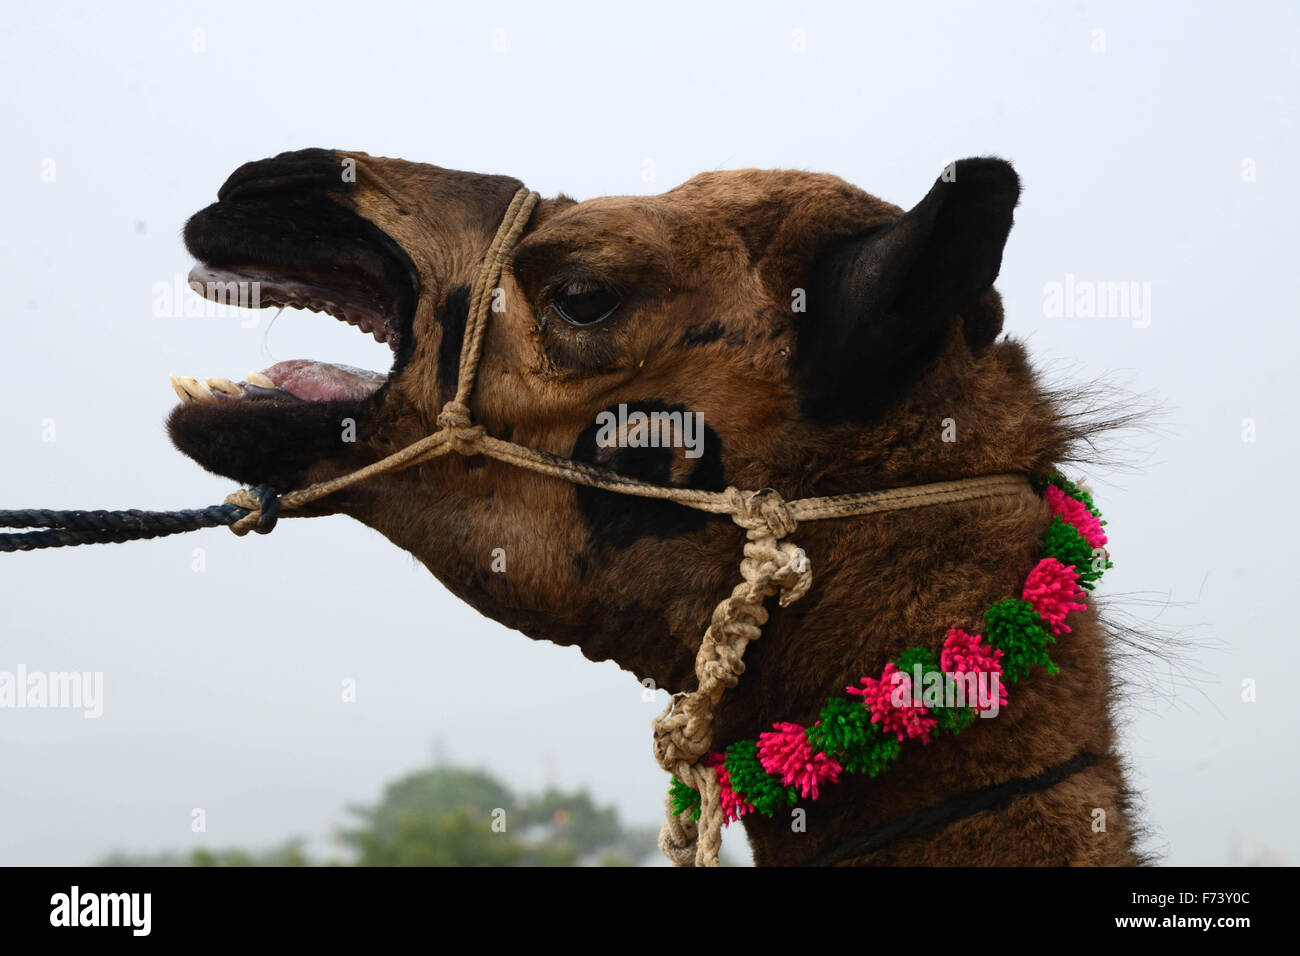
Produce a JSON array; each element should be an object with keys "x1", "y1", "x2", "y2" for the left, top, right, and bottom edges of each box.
[{"x1": 806, "y1": 751, "x2": 1098, "y2": 867}]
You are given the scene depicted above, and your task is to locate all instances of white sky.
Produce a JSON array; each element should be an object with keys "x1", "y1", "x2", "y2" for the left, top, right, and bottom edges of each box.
[{"x1": 1, "y1": 0, "x2": 1296, "y2": 866}]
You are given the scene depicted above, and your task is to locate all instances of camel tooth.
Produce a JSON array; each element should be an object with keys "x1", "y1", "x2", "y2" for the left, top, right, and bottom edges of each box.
[
  {"x1": 246, "y1": 371, "x2": 276, "y2": 388},
  {"x1": 169, "y1": 375, "x2": 193, "y2": 403},
  {"x1": 177, "y1": 376, "x2": 213, "y2": 401},
  {"x1": 206, "y1": 376, "x2": 243, "y2": 396}
]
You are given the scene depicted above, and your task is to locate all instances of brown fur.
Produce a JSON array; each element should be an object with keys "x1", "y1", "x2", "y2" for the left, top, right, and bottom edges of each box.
[{"x1": 178, "y1": 151, "x2": 1141, "y2": 865}]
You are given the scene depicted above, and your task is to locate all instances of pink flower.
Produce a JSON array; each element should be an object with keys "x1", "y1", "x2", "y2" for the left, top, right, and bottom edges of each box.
[
  {"x1": 1022, "y1": 557, "x2": 1088, "y2": 635},
  {"x1": 940, "y1": 628, "x2": 1008, "y2": 711},
  {"x1": 756, "y1": 723, "x2": 842, "y2": 800},
  {"x1": 707, "y1": 752, "x2": 755, "y2": 824},
  {"x1": 846, "y1": 664, "x2": 939, "y2": 743},
  {"x1": 1044, "y1": 485, "x2": 1108, "y2": 550}
]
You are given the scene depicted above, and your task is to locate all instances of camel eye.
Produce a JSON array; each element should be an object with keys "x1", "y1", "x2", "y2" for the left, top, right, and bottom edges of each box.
[{"x1": 552, "y1": 281, "x2": 620, "y2": 327}]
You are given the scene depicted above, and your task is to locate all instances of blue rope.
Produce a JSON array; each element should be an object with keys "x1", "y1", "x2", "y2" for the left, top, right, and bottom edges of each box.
[{"x1": 0, "y1": 486, "x2": 281, "y2": 552}]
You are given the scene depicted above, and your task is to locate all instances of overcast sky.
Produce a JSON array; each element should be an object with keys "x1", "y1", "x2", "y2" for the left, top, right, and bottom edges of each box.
[{"x1": 1, "y1": 0, "x2": 1296, "y2": 866}]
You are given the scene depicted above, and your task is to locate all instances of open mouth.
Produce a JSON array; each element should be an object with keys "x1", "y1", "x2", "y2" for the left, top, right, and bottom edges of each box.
[
  {"x1": 167, "y1": 149, "x2": 420, "y2": 488},
  {"x1": 173, "y1": 263, "x2": 397, "y2": 406}
]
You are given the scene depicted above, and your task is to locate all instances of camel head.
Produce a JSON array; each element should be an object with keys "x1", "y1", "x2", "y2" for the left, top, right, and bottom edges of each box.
[{"x1": 171, "y1": 149, "x2": 1026, "y2": 691}]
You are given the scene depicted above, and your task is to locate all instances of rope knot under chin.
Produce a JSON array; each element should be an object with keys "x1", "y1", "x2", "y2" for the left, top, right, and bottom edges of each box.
[
  {"x1": 436, "y1": 401, "x2": 473, "y2": 430},
  {"x1": 436, "y1": 402, "x2": 485, "y2": 456}
]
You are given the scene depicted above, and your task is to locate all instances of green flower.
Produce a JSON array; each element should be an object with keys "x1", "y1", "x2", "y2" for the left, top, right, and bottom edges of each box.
[
  {"x1": 724, "y1": 740, "x2": 797, "y2": 816},
  {"x1": 808, "y1": 697, "x2": 902, "y2": 775},
  {"x1": 984, "y1": 598, "x2": 1057, "y2": 681}
]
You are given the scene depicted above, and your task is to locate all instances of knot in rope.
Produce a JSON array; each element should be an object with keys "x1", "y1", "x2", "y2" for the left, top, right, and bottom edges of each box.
[
  {"x1": 653, "y1": 690, "x2": 717, "y2": 768},
  {"x1": 727, "y1": 486, "x2": 798, "y2": 540},
  {"x1": 657, "y1": 793, "x2": 700, "y2": 867},
  {"x1": 436, "y1": 402, "x2": 485, "y2": 456},
  {"x1": 651, "y1": 701, "x2": 726, "y2": 868},
  {"x1": 655, "y1": 759, "x2": 723, "y2": 867},
  {"x1": 650, "y1": 485, "x2": 818, "y2": 865},
  {"x1": 223, "y1": 485, "x2": 281, "y2": 536},
  {"x1": 742, "y1": 537, "x2": 813, "y2": 608},
  {"x1": 436, "y1": 401, "x2": 473, "y2": 430}
]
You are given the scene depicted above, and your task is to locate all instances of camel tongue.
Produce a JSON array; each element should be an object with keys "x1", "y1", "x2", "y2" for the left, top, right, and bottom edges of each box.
[{"x1": 257, "y1": 360, "x2": 386, "y2": 402}]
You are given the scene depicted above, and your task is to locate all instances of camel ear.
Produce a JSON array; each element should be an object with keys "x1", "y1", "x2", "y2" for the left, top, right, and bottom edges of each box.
[{"x1": 797, "y1": 157, "x2": 1020, "y2": 420}]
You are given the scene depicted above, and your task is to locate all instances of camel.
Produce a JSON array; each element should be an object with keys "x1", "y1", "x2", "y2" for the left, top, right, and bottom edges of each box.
[{"x1": 169, "y1": 149, "x2": 1140, "y2": 866}]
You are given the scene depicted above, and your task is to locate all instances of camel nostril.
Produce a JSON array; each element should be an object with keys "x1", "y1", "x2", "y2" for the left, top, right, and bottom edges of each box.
[{"x1": 216, "y1": 147, "x2": 350, "y2": 203}]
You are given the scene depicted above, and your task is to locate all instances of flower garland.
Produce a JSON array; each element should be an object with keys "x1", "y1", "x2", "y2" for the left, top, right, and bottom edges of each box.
[{"x1": 668, "y1": 472, "x2": 1110, "y2": 825}]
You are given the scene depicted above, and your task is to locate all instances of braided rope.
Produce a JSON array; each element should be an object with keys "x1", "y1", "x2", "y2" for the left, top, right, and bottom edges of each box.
[
  {"x1": 0, "y1": 486, "x2": 280, "y2": 552},
  {"x1": 1, "y1": 185, "x2": 1035, "y2": 865}
]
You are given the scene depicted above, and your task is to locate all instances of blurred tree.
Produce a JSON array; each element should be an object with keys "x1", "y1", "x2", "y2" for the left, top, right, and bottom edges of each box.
[
  {"x1": 97, "y1": 764, "x2": 659, "y2": 867},
  {"x1": 98, "y1": 839, "x2": 311, "y2": 867},
  {"x1": 344, "y1": 807, "x2": 526, "y2": 867},
  {"x1": 516, "y1": 787, "x2": 626, "y2": 859},
  {"x1": 342, "y1": 766, "x2": 511, "y2": 848}
]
